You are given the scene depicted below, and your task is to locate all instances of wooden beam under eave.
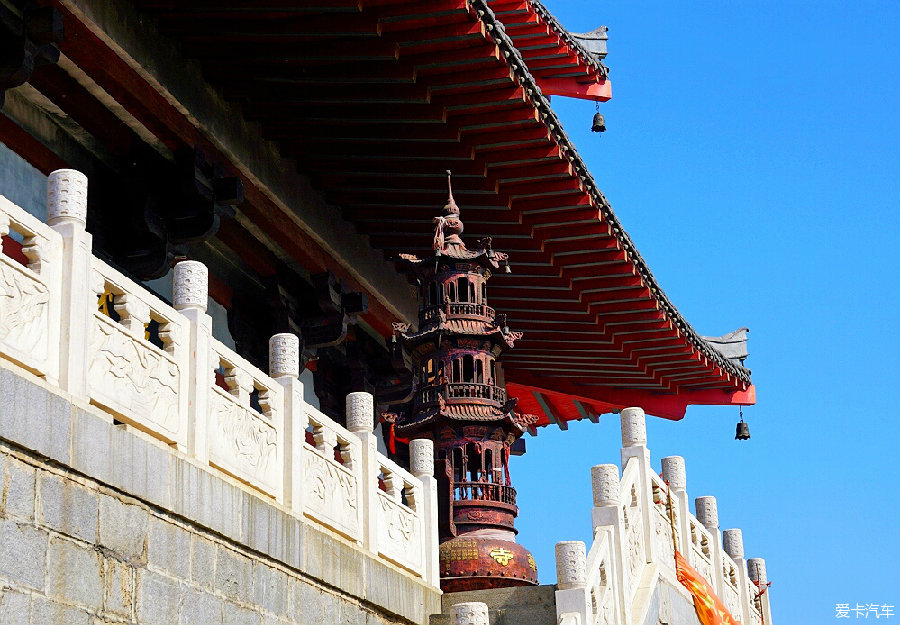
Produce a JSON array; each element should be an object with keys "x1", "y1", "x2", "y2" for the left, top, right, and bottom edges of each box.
[
  {"x1": 53, "y1": 0, "x2": 418, "y2": 332},
  {"x1": 535, "y1": 77, "x2": 613, "y2": 102}
]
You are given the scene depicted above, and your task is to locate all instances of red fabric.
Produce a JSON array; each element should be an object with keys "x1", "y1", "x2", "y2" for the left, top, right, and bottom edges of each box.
[
  {"x1": 503, "y1": 446, "x2": 511, "y2": 486},
  {"x1": 675, "y1": 550, "x2": 740, "y2": 625},
  {"x1": 387, "y1": 423, "x2": 409, "y2": 455}
]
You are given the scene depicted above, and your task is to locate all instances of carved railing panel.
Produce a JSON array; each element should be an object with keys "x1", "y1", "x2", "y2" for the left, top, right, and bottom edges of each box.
[
  {"x1": 0, "y1": 196, "x2": 61, "y2": 381},
  {"x1": 721, "y1": 553, "x2": 742, "y2": 619},
  {"x1": 208, "y1": 339, "x2": 281, "y2": 496},
  {"x1": 747, "y1": 579, "x2": 763, "y2": 625},
  {"x1": 648, "y1": 471, "x2": 680, "y2": 566},
  {"x1": 302, "y1": 405, "x2": 361, "y2": 540},
  {"x1": 585, "y1": 532, "x2": 615, "y2": 625},
  {"x1": 376, "y1": 456, "x2": 424, "y2": 573},
  {"x1": 87, "y1": 258, "x2": 189, "y2": 447},
  {"x1": 688, "y1": 517, "x2": 715, "y2": 587},
  {"x1": 619, "y1": 460, "x2": 645, "y2": 603}
]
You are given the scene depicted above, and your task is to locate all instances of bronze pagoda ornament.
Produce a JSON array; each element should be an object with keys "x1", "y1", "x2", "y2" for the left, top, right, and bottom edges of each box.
[{"x1": 385, "y1": 172, "x2": 538, "y2": 592}]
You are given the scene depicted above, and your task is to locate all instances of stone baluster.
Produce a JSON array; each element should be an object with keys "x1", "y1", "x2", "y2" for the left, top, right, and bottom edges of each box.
[
  {"x1": 174, "y1": 260, "x2": 212, "y2": 463},
  {"x1": 587, "y1": 462, "x2": 628, "y2": 625},
  {"x1": 47, "y1": 169, "x2": 92, "y2": 397},
  {"x1": 661, "y1": 455, "x2": 690, "y2": 556},
  {"x1": 270, "y1": 333, "x2": 303, "y2": 508},
  {"x1": 748, "y1": 558, "x2": 772, "y2": 625},
  {"x1": 723, "y1": 528, "x2": 752, "y2": 624},
  {"x1": 347, "y1": 391, "x2": 377, "y2": 553},
  {"x1": 410, "y1": 438, "x2": 439, "y2": 587},
  {"x1": 619, "y1": 407, "x2": 653, "y2": 606},
  {"x1": 554, "y1": 540, "x2": 590, "y2": 625},
  {"x1": 695, "y1": 495, "x2": 723, "y2": 595},
  {"x1": 452, "y1": 602, "x2": 489, "y2": 625}
]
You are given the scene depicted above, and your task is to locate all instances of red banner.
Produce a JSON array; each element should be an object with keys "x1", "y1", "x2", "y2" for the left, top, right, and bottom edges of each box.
[{"x1": 675, "y1": 550, "x2": 740, "y2": 625}]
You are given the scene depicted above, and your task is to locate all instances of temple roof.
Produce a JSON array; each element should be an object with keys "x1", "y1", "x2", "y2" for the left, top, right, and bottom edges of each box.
[{"x1": 119, "y1": 0, "x2": 754, "y2": 423}]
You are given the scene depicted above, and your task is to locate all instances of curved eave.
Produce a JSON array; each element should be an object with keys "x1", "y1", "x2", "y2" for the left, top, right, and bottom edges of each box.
[
  {"x1": 99, "y1": 0, "x2": 752, "y2": 420},
  {"x1": 486, "y1": 0, "x2": 611, "y2": 102}
]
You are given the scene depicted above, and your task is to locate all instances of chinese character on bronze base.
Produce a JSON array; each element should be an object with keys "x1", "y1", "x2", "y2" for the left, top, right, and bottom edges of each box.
[{"x1": 384, "y1": 172, "x2": 538, "y2": 592}]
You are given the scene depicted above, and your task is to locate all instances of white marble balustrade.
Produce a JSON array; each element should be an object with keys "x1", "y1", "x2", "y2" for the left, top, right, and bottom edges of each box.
[
  {"x1": 0, "y1": 171, "x2": 438, "y2": 586},
  {"x1": 555, "y1": 407, "x2": 774, "y2": 625},
  {"x1": 302, "y1": 404, "x2": 362, "y2": 541},
  {"x1": 0, "y1": 194, "x2": 62, "y2": 384},
  {"x1": 88, "y1": 256, "x2": 191, "y2": 449},
  {"x1": 375, "y1": 454, "x2": 425, "y2": 574}
]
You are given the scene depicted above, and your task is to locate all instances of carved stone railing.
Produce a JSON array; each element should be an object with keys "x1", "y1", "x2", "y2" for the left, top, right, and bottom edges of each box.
[
  {"x1": 89, "y1": 256, "x2": 191, "y2": 449},
  {"x1": 720, "y1": 551, "x2": 743, "y2": 620},
  {"x1": 648, "y1": 470, "x2": 681, "y2": 567},
  {"x1": 302, "y1": 404, "x2": 361, "y2": 541},
  {"x1": 0, "y1": 195, "x2": 62, "y2": 384},
  {"x1": 452, "y1": 481, "x2": 517, "y2": 505},
  {"x1": 0, "y1": 171, "x2": 439, "y2": 587},
  {"x1": 375, "y1": 455, "x2": 425, "y2": 574},
  {"x1": 554, "y1": 407, "x2": 773, "y2": 625},
  {"x1": 208, "y1": 338, "x2": 282, "y2": 496},
  {"x1": 688, "y1": 516, "x2": 715, "y2": 588}
]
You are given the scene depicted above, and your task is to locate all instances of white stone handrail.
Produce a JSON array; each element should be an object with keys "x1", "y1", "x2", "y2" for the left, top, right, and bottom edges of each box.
[
  {"x1": 648, "y1": 469, "x2": 681, "y2": 568},
  {"x1": 208, "y1": 337, "x2": 283, "y2": 498},
  {"x1": 556, "y1": 407, "x2": 773, "y2": 625},
  {"x1": 0, "y1": 194, "x2": 62, "y2": 384},
  {"x1": 374, "y1": 454, "x2": 425, "y2": 574},
  {"x1": 0, "y1": 172, "x2": 439, "y2": 586},
  {"x1": 89, "y1": 254, "x2": 191, "y2": 450},
  {"x1": 302, "y1": 403, "x2": 362, "y2": 541}
]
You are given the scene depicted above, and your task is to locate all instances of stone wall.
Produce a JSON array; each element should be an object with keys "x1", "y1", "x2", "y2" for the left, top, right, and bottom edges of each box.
[{"x1": 0, "y1": 362, "x2": 441, "y2": 625}]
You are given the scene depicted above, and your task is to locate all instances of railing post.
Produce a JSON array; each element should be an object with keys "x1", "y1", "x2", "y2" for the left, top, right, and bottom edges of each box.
[
  {"x1": 47, "y1": 169, "x2": 91, "y2": 398},
  {"x1": 661, "y1": 455, "x2": 690, "y2": 555},
  {"x1": 590, "y1": 463, "x2": 629, "y2": 625},
  {"x1": 748, "y1": 558, "x2": 772, "y2": 625},
  {"x1": 452, "y1": 602, "x2": 489, "y2": 625},
  {"x1": 410, "y1": 438, "x2": 439, "y2": 586},
  {"x1": 269, "y1": 333, "x2": 304, "y2": 509},
  {"x1": 724, "y1": 528, "x2": 751, "y2": 624},
  {"x1": 347, "y1": 391, "x2": 377, "y2": 552},
  {"x1": 173, "y1": 260, "x2": 211, "y2": 463},
  {"x1": 554, "y1": 540, "x2": 589, "y2": 625},
  {"x1": 619, "y1": 407, "x2": 653, "y2": 601},
  {"x1": 695, "y1": 495, "x2": 722, "y2": 595}
]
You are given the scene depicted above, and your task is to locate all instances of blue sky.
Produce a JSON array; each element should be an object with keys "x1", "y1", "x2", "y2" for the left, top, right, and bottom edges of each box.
[{"x1": 512, "y1": 2, "x2": 900, "y2": 623}]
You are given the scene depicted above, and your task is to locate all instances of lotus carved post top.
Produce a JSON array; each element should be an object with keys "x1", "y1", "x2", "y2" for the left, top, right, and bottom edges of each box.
[{"x1": 385, "y1": 172, "x2": 537, "y2": 592}]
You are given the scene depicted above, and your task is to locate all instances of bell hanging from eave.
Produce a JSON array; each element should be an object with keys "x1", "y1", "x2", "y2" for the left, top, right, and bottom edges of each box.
[
  {"x1": 735, "y1": 419, "x2": 750, "y2": 440},
  {"x1": 591, "y1": 112, "x2": 606, "y2": 133}
]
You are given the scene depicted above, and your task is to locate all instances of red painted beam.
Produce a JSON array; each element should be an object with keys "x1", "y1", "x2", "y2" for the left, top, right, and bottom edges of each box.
[{"x1": 535, "y1": 77, "x2": 613, "y2": 102}]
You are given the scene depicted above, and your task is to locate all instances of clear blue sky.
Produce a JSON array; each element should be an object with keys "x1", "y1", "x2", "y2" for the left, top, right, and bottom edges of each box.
[{"x1": 512, "y1": 2, "x2": 900, "y2": 623}]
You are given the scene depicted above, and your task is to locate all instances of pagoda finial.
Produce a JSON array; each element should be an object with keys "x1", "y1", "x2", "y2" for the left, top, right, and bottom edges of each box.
[{"x1": 443, "y1": 170, "x2": 460, "y2": 216}]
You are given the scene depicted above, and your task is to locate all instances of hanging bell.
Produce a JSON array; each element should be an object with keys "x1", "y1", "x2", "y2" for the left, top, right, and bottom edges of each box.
[
  {"x1": 591, "y1": 112, "x2": 606, "y2": 133},
  {"x1": 735, "y1": 419, "x2": 751, "y2": 441}
]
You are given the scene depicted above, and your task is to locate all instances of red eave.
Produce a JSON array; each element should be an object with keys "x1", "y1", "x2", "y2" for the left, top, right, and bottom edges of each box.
[
  {"x1": 25, "y1": 0, "x2": 751, "y2": 429},
  {"x1": 487, "y1": 0, "x2": 611, "y2": 102}
]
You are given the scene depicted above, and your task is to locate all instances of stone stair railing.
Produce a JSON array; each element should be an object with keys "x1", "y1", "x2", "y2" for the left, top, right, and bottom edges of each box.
[
  {"x1": 554, "y1": 407, "x2": 773, "y2": 625},
  {"x1": 0, "y1": 170, "x2": 439, "y2": 587}
]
